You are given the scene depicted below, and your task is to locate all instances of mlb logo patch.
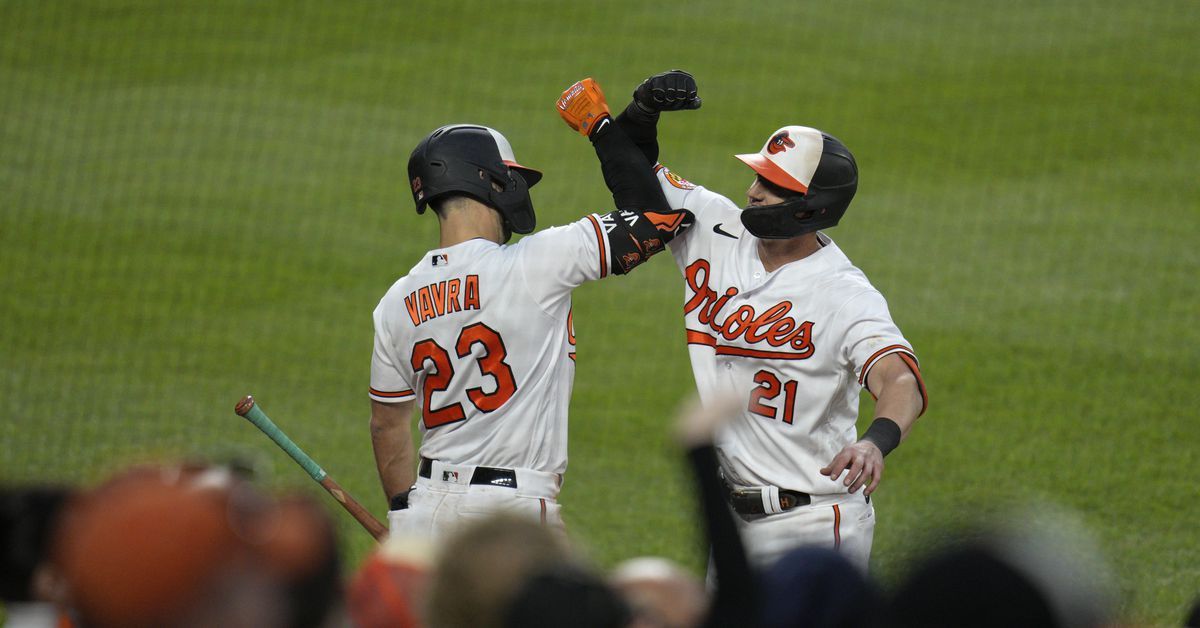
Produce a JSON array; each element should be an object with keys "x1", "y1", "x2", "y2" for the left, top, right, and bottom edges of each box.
[
  {"x1": 432, "y1": 254, "x2": 448, "y2": 266},
  {"x1": 442, "y1": 470, "x2": 459, "y2": 482}
]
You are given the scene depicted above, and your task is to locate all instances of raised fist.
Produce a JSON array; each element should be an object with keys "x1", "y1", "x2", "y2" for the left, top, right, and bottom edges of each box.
[
  {"x1": 633, "y1": 70, "x2": 701, "y2": 113},
  {"x1": 557, "y1": 78, "x2": 611, "y2": 138}
]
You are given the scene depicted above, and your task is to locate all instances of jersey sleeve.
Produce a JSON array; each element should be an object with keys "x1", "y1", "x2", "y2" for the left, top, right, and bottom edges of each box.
[
  {"x1": 837, "y1": 289, "x2": 926, "y2": 413},
  {"x1": 654, "y1": 164, "x2": 739, "y2": 226},
  {"x1": 513, "y1": 216, "x2": 609, "y2": 309},
  {"x1": 653, "y1": 164, "x2": 744, "y2": 266},
  {"x1": 369, "y1": 300, "x2": 416, "y2": 403}
]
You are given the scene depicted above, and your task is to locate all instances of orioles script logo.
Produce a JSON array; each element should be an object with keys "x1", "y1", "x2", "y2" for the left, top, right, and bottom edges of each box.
[
  {"x1": 766, "y1": 131, "x2": 795, "y2": 155},
  {"x1": 683, "y1": 259, "x2": 815, "y2": 358}
]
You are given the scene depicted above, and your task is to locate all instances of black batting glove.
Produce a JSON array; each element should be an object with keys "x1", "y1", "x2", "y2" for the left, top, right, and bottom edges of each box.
[{"x1": 633, "y1": 69, "x2": 701, "y2": 113}]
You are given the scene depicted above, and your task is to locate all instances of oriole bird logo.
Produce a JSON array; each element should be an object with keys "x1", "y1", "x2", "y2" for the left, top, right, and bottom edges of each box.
[{"x1": 767, "y1": 131, "x2": 795, "y2": 155}]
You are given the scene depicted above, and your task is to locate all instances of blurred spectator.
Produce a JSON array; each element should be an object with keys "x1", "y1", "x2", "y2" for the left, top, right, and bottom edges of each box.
[
  {"x1": 1186, "y1": 596, "x2": 1200, "y2": 627},
  {"x1": 258, "y1": 494, "x2": 344, "y2": 628},
  {"x1": 503, "y1": 562, "x2": 630, "y2": 628},
  {"x1": 674, "y1": 394, "x2": 760, "y2": 627},
  {"x1": 424, "y1": 514, "x2": 572, "y2": 628},
  {"x1": 49, "y1": 463, "x2": 342, "y2": 628},
  {"x1": 347, "y1": 534, "x2": 436, "y2": 628},
  {"x1": 885, "y1": 507, "x2": 1116, "y2": 628},
  {"x1": 1, "y1": 485, "x2": 74, "y2": 628},
  {"x1": 759, "y1": 546, "x2": 880, "y2": 628},
  {"x1": 610, "y1": 557, "x2": 707, "y2": 628}
]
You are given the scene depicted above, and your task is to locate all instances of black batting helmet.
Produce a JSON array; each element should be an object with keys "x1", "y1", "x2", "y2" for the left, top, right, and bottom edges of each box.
[
  {"x1": 736, "y1": 125, "x2": 858, "y2": 239},
  {"x1": 407, "y1": 124, "x2": 543, "y2": 238}
]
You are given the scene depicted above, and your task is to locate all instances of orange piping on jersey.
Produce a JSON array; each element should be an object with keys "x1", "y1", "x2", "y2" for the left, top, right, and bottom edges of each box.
[
  {"x1": 585, "y1": 214, "x2": 608, "y2": 278},
  {"x1": 832, "y1": 504, "x2": 842, "y2": 549},
  {"x1": 370, "y1": 387, "x2": 414, "y2": 399},
  {"x1": 859, "y1": 345, "x2": 915, "y2": 385},
  {"x1": 568, "y1": 352, "x2": 576, "y2": 362},
  {"x1": 686, "y1": 329, "x2": 814, "y2": 360},
  {"x1": 716, "y1": 345, "x2": 814, "y2": 360},
  {"x1": 896, "y1": 352, "x2": 928, "y2": 416}
]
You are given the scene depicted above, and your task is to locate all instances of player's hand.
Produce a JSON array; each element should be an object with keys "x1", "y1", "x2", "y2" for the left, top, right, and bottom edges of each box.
[
  {"x1": 633, "y1": 69, "x2": 701, "y2": 113},
  {"x1": 557, "y1": 78, "x2": 611, "y2": 138},
  {"x1": 820, "y1": 441, "x2": 885, "y2": 496}
]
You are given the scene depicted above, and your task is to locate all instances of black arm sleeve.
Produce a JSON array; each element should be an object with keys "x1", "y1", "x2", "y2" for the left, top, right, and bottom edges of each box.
[
  {"x1": 614, "y1": 101, "x2": 661, "y2": 165},
  {"x1": 589, "y1": 118, "x2": 668, "y2": 213},
  {"x1": 588, "y1": 117, "x2": 693, "y2": 276},
  {"x1": 687, "y1": 445, "x2": 759, "y2": 628}
]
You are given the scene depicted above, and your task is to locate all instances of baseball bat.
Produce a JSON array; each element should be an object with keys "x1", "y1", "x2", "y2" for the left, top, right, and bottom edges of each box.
[{"x1": 234, "y1": 395, "x2": 388, "y2": 541}]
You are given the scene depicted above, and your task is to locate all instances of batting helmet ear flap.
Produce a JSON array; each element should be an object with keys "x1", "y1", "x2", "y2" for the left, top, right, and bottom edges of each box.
[
  {"x1": 412, "y1": 160, "x2": 447, "y2": 215},
  {"x1": 741, "y1": 197, "x2": 812, "y2": 240},
  {"x1": 487, "y1": 168, "x2": 536, "y2": 235}
]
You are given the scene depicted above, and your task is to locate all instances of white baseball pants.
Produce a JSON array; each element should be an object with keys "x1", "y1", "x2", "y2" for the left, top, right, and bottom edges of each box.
[
  {"x1": 738, "y1": 493, "x2": 875, "y2": 573},
  {"x1": 386, "y1": 459, "x2": 563, "y2": 542}
]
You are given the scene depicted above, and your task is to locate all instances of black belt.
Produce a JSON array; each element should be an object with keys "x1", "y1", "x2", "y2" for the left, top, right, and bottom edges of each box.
[
  {"x1": 724, "y1": 481, "x2": 810, "y2": 515},
  {"x1": 418, "y1": 457, "x2": 517, "y2": 489}
]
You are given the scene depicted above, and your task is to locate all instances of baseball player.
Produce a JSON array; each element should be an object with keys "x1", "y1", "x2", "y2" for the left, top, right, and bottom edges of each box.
[
  {"x1": 370, "y1": 80, "x2": 692, "y2": 540},
  {"x1": 574, "y1": 70, "x2": 927, "y2": 571}
]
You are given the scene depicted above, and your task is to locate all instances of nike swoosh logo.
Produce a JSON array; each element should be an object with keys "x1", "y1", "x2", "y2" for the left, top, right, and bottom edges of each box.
[{"x1": 712, "y1": 223, "x2": 738, "y2": 239}]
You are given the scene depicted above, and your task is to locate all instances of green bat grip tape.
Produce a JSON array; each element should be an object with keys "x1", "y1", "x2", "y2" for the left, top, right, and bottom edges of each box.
[{"x1": 242, "y1": 404, "x2": 327, "y2": 482}]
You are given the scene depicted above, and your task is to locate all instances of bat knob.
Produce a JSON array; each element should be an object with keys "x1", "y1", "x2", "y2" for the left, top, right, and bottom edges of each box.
[{"x1": 235, "y1": 395, "x2": 256, "y2": 416}]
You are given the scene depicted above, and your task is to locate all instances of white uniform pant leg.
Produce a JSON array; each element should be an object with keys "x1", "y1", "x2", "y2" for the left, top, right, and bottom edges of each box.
[
  {"x1": 737, "y1": 495, "x2": 875, "y2": 573},
  {"x1": 388, "y1": 480, "x2": 563, "y2": 542}
]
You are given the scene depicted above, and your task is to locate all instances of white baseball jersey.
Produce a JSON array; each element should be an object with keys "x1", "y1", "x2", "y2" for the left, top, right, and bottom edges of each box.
[
  {"x1": 655, "y1": 165, "x2": 925, "y2": 496},
  {"x1": 370, "y1": 215, "x2": 620, "y2": 476}
]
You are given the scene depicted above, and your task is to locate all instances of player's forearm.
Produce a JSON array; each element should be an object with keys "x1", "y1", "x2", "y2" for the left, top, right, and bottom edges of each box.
[
  {"x1": 865, "y1": 353, "x2": 926, "y2": 439},
  {"x1": 614, "y1": 100, "x2": 660, "y2": 165},
  {"x1": 588, "y1": 116, "x2": 694, "y2": 276},
  {"x1": 370, "y1": 402, "x2": 416, "y2": 501},
  {"x1": 590, "y1": 120, "x2": 670, "y2": 213},
  {"x1": 374, "y1": 444, "x2": 415, "y2": 501},
  {"x1": 872, "y1": 370, "x2": 924, "y2": 439}
]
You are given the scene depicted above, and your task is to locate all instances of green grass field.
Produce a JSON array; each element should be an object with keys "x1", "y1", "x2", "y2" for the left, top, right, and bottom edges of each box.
[{"x1": 2, "y1": 1, "x2": 1197, "y2": 624}]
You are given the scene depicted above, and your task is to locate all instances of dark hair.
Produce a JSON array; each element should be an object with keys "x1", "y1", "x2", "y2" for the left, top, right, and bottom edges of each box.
[{"x1": 503, "y1": 564, "x2": 630, "y2": 628}]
